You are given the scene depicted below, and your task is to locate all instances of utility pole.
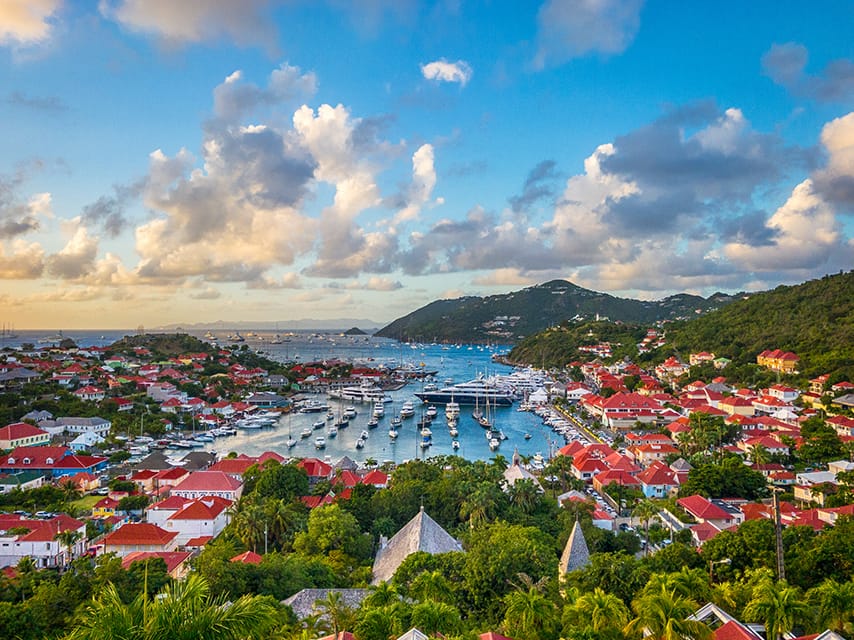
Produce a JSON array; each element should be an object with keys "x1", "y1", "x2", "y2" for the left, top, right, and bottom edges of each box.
[{"x1": 773, "y1": 488, "x2": 785, "y2": 581}]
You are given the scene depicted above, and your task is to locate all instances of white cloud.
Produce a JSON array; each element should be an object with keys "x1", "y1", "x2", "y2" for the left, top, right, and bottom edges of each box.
[
  {"x1": 533, "y1": 0, "x2": 644, "y2": 69},
  {"x1": 46, "y1": 218, "x2": 98, "y2": 279},
  {"x1": 421, "y1": 59, "x2": 473, "y2": 86},
  {"x1": 394, "y1": 143, "x2": 437, "y2": 223},
  {"x1": 723, "y1": 179, "x2": 842, "y2": 271},
  {"x1": 101, "y1": 0, "x2": 278, "y2": 50},
  {"x1": 213, "y1": 63, "x2": 317, "y2": 122},
  {"x1": 472, "y1": 269, "x2": 538, "y2": 287},
  {"x1": 0, "y1": 0, "x2": 62, "y2": 46},
  {"x1": 0, "y1": 239, "x2": 45, "y2": 278}
]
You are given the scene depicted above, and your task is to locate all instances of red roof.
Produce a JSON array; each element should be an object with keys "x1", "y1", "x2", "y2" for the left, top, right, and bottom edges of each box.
[
  {"x1": 361, "y1": 469, "x2": 389, "y2": 486},
  {"x1": 715, "y1": 620, "x2": 761, "y2": 640},
  {"x1": 208, "y1": 458, "x2": 257, "y2": 475},
  {"x1": 104, "y1": 523, "x2": 178, "y2": 546},
  {"x1": 297, "y1": 457, "x2": 333, "y2": 479},
  {"x1": 172, "y1": 471, "x2": 242, "y2": 492},
  {"x1": 168, "y1": 497, "x2": 231, "y2": 521},
  {"x1": 185, "y1": 535, "x2": 213, "y2": 547},
  {"x1": 230, "y1": 551, "x2": 262, "y2": 565},
  {"x1": 122, "y1": 551, "x2": 191, "y2": 574},
  {"x1": 677, "y1": 495, "x2": 733, "y2": 521},
  {"x1": 0, "y1": 422, "x2": 47, "y2": 440}
]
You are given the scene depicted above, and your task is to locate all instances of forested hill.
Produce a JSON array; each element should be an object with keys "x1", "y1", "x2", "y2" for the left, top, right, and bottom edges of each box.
[
  {"x1": 664, "y1": 271, "x2": 854, "y2": 379},
  {"x1": 375, "y1": 280, "x2": 736, "y2": 343},
  {"x1": 507, "y1": 271, "x2": 854, "y2": 383}
]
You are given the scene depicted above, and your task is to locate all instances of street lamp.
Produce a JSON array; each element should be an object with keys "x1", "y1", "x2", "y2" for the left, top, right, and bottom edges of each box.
[{"x1": 709, "y1": 557, "x2": 731, "y2": 581}]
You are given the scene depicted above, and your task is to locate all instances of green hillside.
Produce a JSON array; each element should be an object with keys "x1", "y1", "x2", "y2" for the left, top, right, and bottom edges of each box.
[
  {"x1": 664, "y1": 271, "x2": 854, "y2": 381},
  {"x1": 375, "y1": 280, "x2": 735, "y2": 343},
  {"x1": 506, "y1": 271, "x2": 854, "y2": 384}
]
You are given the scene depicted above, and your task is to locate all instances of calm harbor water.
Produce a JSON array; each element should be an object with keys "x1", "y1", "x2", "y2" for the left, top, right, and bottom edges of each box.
[{"x1": 2, "y1": 330, "x2": 558, "y2": 464}]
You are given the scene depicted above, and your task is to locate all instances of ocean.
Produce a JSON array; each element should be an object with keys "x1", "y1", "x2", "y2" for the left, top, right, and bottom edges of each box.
[{"x1": 2, "y1": 329, "x2": 558, "y2": 464}]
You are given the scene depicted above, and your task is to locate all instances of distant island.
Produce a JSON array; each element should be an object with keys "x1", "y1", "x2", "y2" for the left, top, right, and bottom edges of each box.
[{"x1": 343, "y1": 327, "x2": 368, "y2": 335}]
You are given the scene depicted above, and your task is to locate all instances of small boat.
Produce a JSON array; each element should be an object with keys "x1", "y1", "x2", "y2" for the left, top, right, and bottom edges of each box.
[
  {"x1": 372, "y1": 402, "x2": 385, "y2": 418},
  {"x1": 326, "y1": 411, "x2": 335, "y2": 421},
  {"x1": 420, "y1": 426, "x2": 432, "y2": 437},
  {"x1": 193, "y1": 434, "x2": 214, "y2": 443},
  {"x1": 489, "y1": 438, "x2": 500, "y2": 451},
  {"x1": 300, "y1": 428, "x2": 312, "y2": 438},
  {"x1": 452, "y1": 440, "x2": 460, "y2": 450},
  {"x1": 367, "y1": 417, "x2": 379, "y2": 428},
  {"x1": 388, "y1": 428, "x2": 398, "y2": 439},
  {"x1": 425, "y1": 405, "x2": 438, "y2": 419},
  {"x1": 315, "y1": 436, "x2": 326, "y2": 449},
  {"x1": 343, "y1": 406, "x2": 357, "y2": 419},
  {"x1": 286, "y1": 437, "x2": 297, "y2": 448},
  {"x1": 445, "y1": 401, "x2": 460, "y2": 420},
  {"x1": 400, "y1": 401, "x2": 415, "y2": 419},
  {"x1": 313, "y1": 420, "x2": 325, "y2": 430},
  {"x1": 449, "y1": 426, "x2": 459, "y2": 437},
  {"x1": 355, "y1": 438, "x2": 366, "y2": 449},
  {"x1": 328, "y1": 426, "x2": 338, "y2": 438},
  {"x1": 420, "y1": 436, "x2": 432, "y2": 449},
  {"x1": 524, "y1": 432, "x2": 532, "y2": 440},
  {"x1": 359, "y1": 430, "x2": 369, "y2": 440},
  {"x1": 390, "y1": 416, "x2": 402, "y2": 428},
  {"x1": 335, "y1": 417, "x2": 349, "y2": 428}
]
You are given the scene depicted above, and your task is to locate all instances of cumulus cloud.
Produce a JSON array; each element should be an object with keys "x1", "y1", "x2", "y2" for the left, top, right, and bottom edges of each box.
[
  {"x1": 212, "y1": 63, "x2": 317, "y2": 123},
  {"x1": 189, "y1": 286, "x2": 221, "y2": 300},
  {"x1": 421, "y1": 59, "x2": 473, "y2": 86},
  {"x1": 246, "y1": 273, "x2": 302, "y2": 289},
  {"x1": 723, "y1": 179, "x2": 845, "y2": 272},
  {"x1": 393, "y1": 143, "x2": 437, "y2": 223},
  {"x1": 331, "y1": 277, "x2": 402, "y2": 291},
  {"x1": 762, "y1": 42, "x2": 854, "y2": 103},
  {"x1": 0, "y1": 0, "x2": 62, "y2": 46},
  {"x1": 533, "y1": 0, "x2": 644, "y2": 69},
  {"x1": 812, "y1": 111, "x2": 854, "y2": 211},
  {"x1": 101, "y1": 0, "x2": 279, "y2": 51},
  {"x1": 0, "y1": 166, "x2": 54, "y2": 238},
  {"x1": 472, "y1": 269, "x2": 538, "y2": 287},
  {"x1": 0, "y1": 239, "x2": 45, "y2": 278},
  {"x1": 80, "y1": 179, "x2": 145, "y2": 237},
  {"x1": 45, "y1": 218, "x2": 98, "y2": 279}
]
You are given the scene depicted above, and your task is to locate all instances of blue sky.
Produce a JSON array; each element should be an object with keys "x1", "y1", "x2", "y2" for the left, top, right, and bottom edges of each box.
[{"x1": 0, "y1": 1, "x2": 852, "y2": 329}]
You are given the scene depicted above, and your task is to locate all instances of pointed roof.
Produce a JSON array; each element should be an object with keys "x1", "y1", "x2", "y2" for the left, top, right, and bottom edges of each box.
[
  {"x1": 559, "y1": 520, "x2": 590, "y2": 574},
  {"x1": 397, "y1": 630, "x2": 429, "y2": 640},
  {"x1": 372, "y1": 507, "x2": 463, "y2": 584}
]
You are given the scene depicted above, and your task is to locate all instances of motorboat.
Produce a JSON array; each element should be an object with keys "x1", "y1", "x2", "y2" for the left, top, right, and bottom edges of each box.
[
  {"x1": 388, "y1": 427, "x2": 398, "y2": 439},
  {"x1": 400, "y1": 400, "x2": 415, "y2": 419},
  {"x1": 452, "y1": 440, "x2": 460, "y2": 450},
  {"x1": 355, "y1": 438, "x2": 366, "y2": 449},
  {"x1": 359, "y1": 430, "x2": 369, "y2": 440},
  {"x1": 300, "y1": 428, "x2": 312, "y2": 438},
  {"x1": 328, "y1": 426, "x2": 338, "y2": 438},
  {"x1": 315, "y1": 436, "x2": 326, "y2": 449},
  {"x1": 445, "y1": 401, "x2": 460, "y2": 420},
  {"x1": 414, "y1": 375, "x2": 515, "y2": 406},
  {"x1": 313, "y1": 420, "x2": 325, "y2": 430},
  {"x1": 425, "y1": 405, "x2": 438, "y2": 419}
]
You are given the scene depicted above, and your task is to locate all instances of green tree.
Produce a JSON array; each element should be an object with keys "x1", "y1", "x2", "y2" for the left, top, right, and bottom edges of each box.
[
  {"x1": 54, "y1": 530, "x2": 82, "y2": 567},
  {"x1": 410, "y1": 599, "x2": 461, "y2": 636},
  {"x1": 806, "y1": 578, "x2": 854, "y2": 633},
  {"x1": 64, "y1": 574, "x2": 277, "y2": 639},
  {"x1": 632, "y1": 499, "x2": 659, "y2": 556},
  {"x1": 502, "y1": 585, "x2": 559, "y2": 640},
  {"x1": 743, "y1": 579, "x2": 810, "y2": 640},
  {"x1": 314, "y1": 590, "x2": 356, "y2": 637},
  {"x1": 625, "y1": 587, "x2": 710, "y2": 640},
  {"x1": 562, "y1": 587, "x2": 630, "y2": 637}
]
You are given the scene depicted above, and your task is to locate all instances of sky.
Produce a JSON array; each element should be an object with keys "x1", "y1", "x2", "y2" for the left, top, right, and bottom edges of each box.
[{"x1": 0, "y1": 1, "x2": 852, "y2": 330}]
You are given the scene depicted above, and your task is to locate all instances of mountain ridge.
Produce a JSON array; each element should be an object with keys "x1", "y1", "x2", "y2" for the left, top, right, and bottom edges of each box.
[{"x1": 375, "y1": 279, "x2": 740, "y2": 343}]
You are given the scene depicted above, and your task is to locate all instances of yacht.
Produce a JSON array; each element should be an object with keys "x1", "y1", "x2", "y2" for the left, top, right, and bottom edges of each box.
[
  {"x1": 414, "y1": 375, "x2": 515, "y2": 406},
  {"x1": 313, "y1": 420, "x2": 325, "y2": 430},
  {"x1": 300, "y1": 428, "x2": 312, "y2": 439},
  {"x1": 445, "y1": 401, "x2": 460, "y2": 420},
  {"x1": 400, "y1": 400, "x2": 415, "y2": 419},
  {"x1": 388, "y1": 427, "x2": 398, "y2": 439}
]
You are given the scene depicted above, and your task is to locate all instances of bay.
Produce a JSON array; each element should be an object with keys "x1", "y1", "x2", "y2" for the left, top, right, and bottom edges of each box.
[{"x1": 2, "y1": 329, "x2": 559, "y2": 464}]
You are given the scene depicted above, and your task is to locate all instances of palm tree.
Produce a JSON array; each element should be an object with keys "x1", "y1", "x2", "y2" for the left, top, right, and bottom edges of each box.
[
  {"x1": 564, "y1": 587, "x2": 630, "y2": 634},
  {"x1": 410, "y1": 599, "x2": 461, "y2": 636},
  {"x1": 744, "y1": 579, "x2": 809, "y2": 640},
  {"x1": 632, "y1": 499, "x2": 659, "y2": 556},
  {"x1": 355, "y1": 604, "x2": 407, "y2": 640},
  {"x1": 502, "y1": 585, "x2": 559, "y2": 640},
  {"x1": 364, "y1": 581, "x2": 399, "y2": 608},
  {"x1": 749, "y1": 444, "x2": 770, "y2": 466},
  {"x1": 314, "y1": 591, "x2": 356, "y2": 637},
  {"x1": 410, "y1": 569, "x2": 454, "y2": 604},
  {"x1": 65, "y1": 573, "x2": 277, "y2": 640},
  {"x1": 509, "y1": 478, "x2": 541, "y2": 514},
  {"x1": 231, "y1": 501, "x2": 267, "y2": 552},
  {"x1": 54, "y1": 529, "x2": 82, "y2": 568},
  {"x1": 625, "y1": 587, "x2": 710, "y2": 640},
  {"x1": 460, "y1": 484, "x2": 498, "y2": 529},
  {"x1": 807, "y1": 578, "x2": 854, "y2": 633}
]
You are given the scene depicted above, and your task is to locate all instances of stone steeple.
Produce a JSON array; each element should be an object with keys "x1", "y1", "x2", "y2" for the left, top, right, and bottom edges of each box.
[
  {"x1": 559, "y1": 519, "x2": 590, "y2": 574},
  {"x1": 372, "y1": 506, "x2": 463, "y2": 584}
]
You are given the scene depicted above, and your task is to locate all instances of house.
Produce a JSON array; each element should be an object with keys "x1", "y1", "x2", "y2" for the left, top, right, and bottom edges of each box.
[
  {"x1": 146, "y1": 496, "x2": 232, "y2": 545},
  {"x1": 756, "y1": 349, "x2": 799, "y2": 374},
  {"x1": 765, "y1": 384, "x2": 800, "y2": 404},
  {"x1": 718, "y1": 396, "x2": 755, "y2": 417},
  {"x1": 0, "y1": 513, "x2": 87, "y2": 569},
  {"x1": 372, "y1": 507, "x2": 463, "y2": 584},
  {"x1": 231, "y1": 550, "x2": 263, "y2": 565},
  {"x1": 0, "y1": 446, "x2": 108, "y2": 477},
  {"x1": 0, "y1": 470, "x2": 45, "y2": 493},
  {"x1": 121, "y1": 551, "x2": 192, "y2": 579},
  {"x1": 102, "y1": 522, "x2": 178, "y2": 557},
  {"x1": 73, "y1": 386, "x2": 106, "y2": 402},
  {"x1": 170, "y1": 471, "x2": 243, "y2": 501},
  {"x1": 297, "y1": 457, "x2": 334, "y2": 486},
  {"x1": 92, "y1": 496, "x2": 119, "y2": 518},
  {"x1": 361, "y1": 469, "x2": 389, "y2": 489},
  {"x1": 0, "y1": 422, "x2": 50, "y2": 449},
  {"x1": 69, "y1": 431, "x2": 105, "y2": 451},
  {"x1": 677, "y1": 495, "x2": 744, "y2": 529},
  {"x1": 637, "y1": 461, "x2": 681, "y2": 498},
  {"x1": 627, "y1": 442, "x2": 680, "y2": 467},
  {"x1": 55, "y1": 416, "x2": 112, "y2": 438}
]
